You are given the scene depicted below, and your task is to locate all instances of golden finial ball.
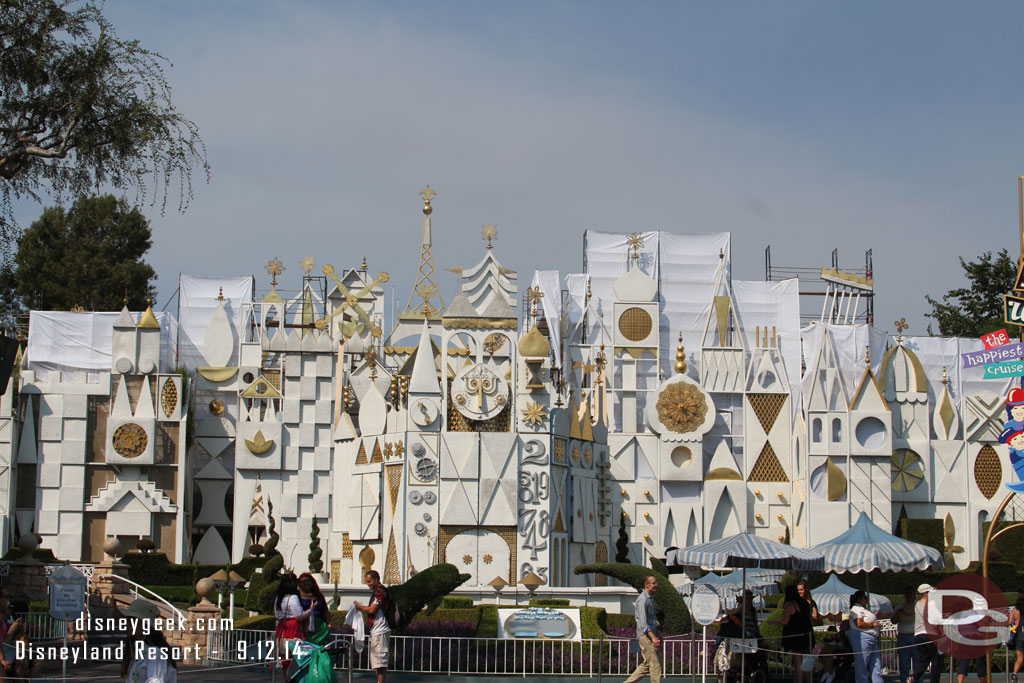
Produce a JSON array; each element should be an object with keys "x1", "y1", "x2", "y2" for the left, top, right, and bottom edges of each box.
[{"x1": 423, "y1": 203, "x2": 432, "y2": 216}]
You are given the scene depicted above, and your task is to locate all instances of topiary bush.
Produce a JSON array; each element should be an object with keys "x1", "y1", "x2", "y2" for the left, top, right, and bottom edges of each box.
[
  {"x1": 574, "y1": 563, "x2": 690, "y2": 634},
  {"x1": 900, "y1": 518, "x2": 944, "y2": 558},
  {"x1": 389, "y1": 563, "x2": 472, "y2": 627},
  {"x1": 308, "y1": 519, "x2": 323, "y2": 574},
  {"x1": 439, "y1": 596, "x2": 474, "y2": 609}
]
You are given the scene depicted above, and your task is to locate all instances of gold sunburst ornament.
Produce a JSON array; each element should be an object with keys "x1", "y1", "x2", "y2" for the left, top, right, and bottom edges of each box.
[
  {"x1": 300, "y1": 255, "x2": 315, "y2": 276},
  {"x1": 891, "y1": 449, "x2": 925, "y2": 492},
  {"x1": 483, "y1": 554, "x2": 493, "y2": 564},
  {"x1": 462, "y1": 554, "x2": 472, "y2": 565},
  {"x1": 482, "y1": 224, "x2": 498, "y2": 249},
  {"x1": 112, "y1": 423, "x2": 148, "y2": 458},
  {"x1": 522, "y1": 400, "x2": 548, "y2": 428},
  {"x1": 656, "y1": 382, "x2": 708, "y2": 434},
  {"x1": 626, "y1": 233, "x2": 643, "y2": 262},
  {"x1": 265, "y1": 257, "x2": 285, "y2": 286}
]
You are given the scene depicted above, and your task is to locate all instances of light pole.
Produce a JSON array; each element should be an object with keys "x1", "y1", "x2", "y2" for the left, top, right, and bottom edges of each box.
[
  {"x1": 209, "y1": 569, "x2": 228, "y2": 610},
  {"x1": 227, "y1": 570, "x2": 246, "y2": 619}
]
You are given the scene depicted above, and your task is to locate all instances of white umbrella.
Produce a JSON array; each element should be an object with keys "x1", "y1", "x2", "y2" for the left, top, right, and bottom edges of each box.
[{"x1": 810, "y1": 573, "x2": 893, "y2": 617}]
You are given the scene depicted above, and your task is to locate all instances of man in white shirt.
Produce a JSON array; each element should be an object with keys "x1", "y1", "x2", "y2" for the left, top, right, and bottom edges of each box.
[
  {"x1": 910, "y1": 583, "x2": 944, "y2": 683},
  {"x1": 354, "y1": 570, "x2": 392, "y2": 683}
]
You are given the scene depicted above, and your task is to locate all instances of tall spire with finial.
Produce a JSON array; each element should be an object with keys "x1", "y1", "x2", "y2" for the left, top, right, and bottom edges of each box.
[
  {"x1": 482, "y1": 224, "x2": 498, "y2": 249},
  {"x1": 894, "y1": 317, "x2": 908, "y2": 344},
  {"x1": 674, "y1": 332, "x2": 687, "y2": 375},
  {"x1": 401, "y1": 186, "x2": 445, "y2": 321}
]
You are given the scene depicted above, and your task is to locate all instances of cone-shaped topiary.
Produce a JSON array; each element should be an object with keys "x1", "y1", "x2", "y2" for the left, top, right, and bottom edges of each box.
[
  {"x1": 574, "y1": 563, "x2": 690, "y2": 634},
  {"x1": 308, "y1": 518, "x2": 323, "y2": 573}
]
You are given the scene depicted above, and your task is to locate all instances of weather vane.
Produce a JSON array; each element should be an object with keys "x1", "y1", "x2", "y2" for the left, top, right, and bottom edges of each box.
[
  {"x1": 894, "y1": 317, "x2": 908, "y2": 344},
  {"x1": 420, "y1": 185, "x2": 437, "y2": 215},
  {"x1": 526, "y1": 286, "x2": 544, "y2": 321},
  {"x1": 627, "y1": 233, "x2": 643, "y2": 263},
  {"x1": 265, "y1": 257, "x2": 285, "y2": 287},
  {"x1": 300, "y1": 255, "x2": 315, "y2": 276},
  {"x1": 482, "y1": 224, "x2": 498, "y2": 249}
]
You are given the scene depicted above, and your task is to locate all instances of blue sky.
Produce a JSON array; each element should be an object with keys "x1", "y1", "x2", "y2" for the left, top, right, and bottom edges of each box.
[{"x1": 14, "y1": 1, "x2": 1022, "y2": 335}]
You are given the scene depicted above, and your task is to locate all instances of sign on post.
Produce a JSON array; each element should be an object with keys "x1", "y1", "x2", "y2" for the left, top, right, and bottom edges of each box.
[
  {"x1": 690, "y1": 585, "x2": 722, "y2": 626},
  {"x1": 48, "y1": 565, "x2": 87, "y2": 621}
]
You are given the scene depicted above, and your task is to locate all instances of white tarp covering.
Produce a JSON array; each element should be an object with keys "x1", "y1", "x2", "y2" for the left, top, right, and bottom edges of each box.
[
  {"x1": 26, "y1": 310, "x2": 177, "y2": 374},
  {"x1": 529, "y1": 270, "x2": 564, "y2": 368},
  {"x1": 733, "y1": 279, "x2": 802, "y2": 391},
  {"x1": 799, "y1": 323, "x2": 889, "y2": 410},
  {"x1": 901, "y1": 334, "x2": 1011, "y2": 404},
  {"x1": 177, "y1": 276, "x2": 254, "y2": 371}
]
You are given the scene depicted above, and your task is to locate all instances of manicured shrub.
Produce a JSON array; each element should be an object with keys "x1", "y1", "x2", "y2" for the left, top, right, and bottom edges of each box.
[
  {"x1": 439, "y1": 596, "x2": 474, "y2": 609},
  {"x1": 574, "y1": 563, "x2": 690, "y2": 634}
]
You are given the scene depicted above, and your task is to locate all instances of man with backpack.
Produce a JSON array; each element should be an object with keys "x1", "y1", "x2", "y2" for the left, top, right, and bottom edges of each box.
[{"x1": 353, "y1": 570, "x2": 391, "y2": 683}]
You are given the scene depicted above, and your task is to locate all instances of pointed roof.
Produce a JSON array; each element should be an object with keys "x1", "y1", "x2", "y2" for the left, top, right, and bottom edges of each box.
[
  {"x1": 701, "y1": 259, "x2": 744, "y2": 350},
  {"x1": 444, "y1": 291, "x2": 478, "y2": 317},
  {"x1": 409, "y1": 322, "x2": 441, "y2": 395},
  {"x1": 850, "y1": 364, "x2": 888, "y2": 412},
  {"x1": 137, "y1": 302, "x2": 160, "y2": 329},
  {"x1": 878, "y1": 343, "x2": 929, "y2": 399},
  {"x1": 114, "y1": 305, "x2": 135, "y2": 328}
]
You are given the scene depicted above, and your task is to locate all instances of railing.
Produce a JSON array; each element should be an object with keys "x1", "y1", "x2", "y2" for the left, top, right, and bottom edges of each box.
[
  {"x1": 210, "y1": 630, "x2": 718, "y2": 676},
  {"x1": 104, "y1": 574, "x2": 186, "y2": 623},
  {"x1": 0, "y1": 562, "x2": 96, "y2": 588},
  {"x1": 15, "y1": 612, "x2": 68, "y2": 641}
]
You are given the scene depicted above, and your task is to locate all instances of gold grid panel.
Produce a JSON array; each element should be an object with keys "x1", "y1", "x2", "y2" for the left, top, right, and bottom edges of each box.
[
  {"x1": 330, "y1": 560, "x2": 341, "y2": 584},
  {"x1": 618, "y1": 307, "x2": 653, "y2": 343},
  {"x1": 384, "y1": 529, "x2": 401, "y2": 584},
  {"x1": 386, "y1": 464, "x2": 403, "y2": 515},
  {"x1": 974, "y1": 445, "x2": 1002, "y2": 500},
  {"x1": 748, "y1": 394, "x2": 787, "y2": 434},
  {"x1": 438, "y1": 525, "x2": 517, "y2": 586},
  {"x1": 748, "y1": 442, "x2": 789, "y2": 483}
]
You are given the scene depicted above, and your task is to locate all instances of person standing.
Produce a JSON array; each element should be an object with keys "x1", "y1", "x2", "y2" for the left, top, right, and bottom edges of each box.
[
  {"x1": 773, "y1": 585, "x2": 813, "y2": 683},
  {"x1": 1011, "y1": 595, "x2": 1024, "y2": 683},
  {"x1": 796, "y1": 580, "x2": 820, "y2": 622},
  {"x1": 354, "y1": 570, "x2": 391, "y2": 683},
  {"x1": 625, "y1": 574, "x2": 662, "y2": 683},
  {"x1": 849, "y1": 590, "x2": 883, "y2": 683},
  {"x1": 910, "y1": 583, "x2": 944, "y2": 683},
  {"x1": 893, "y1": 587, "x2": 920, "y2": 683},
  {"x1": 297, "y1": 573, "x2": 331, "y2": 645},
  {"x1": 275, "y1": 573, "x2": 311, "y2": 681}
]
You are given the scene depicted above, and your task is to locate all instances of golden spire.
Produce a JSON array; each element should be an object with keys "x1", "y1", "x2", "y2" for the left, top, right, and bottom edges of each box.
[
  {"x1": 894, "y1": 317, "x2": 908, "y2": 344},
  {"x1": 482, "y1": 224, "x2": 498, "y2": 249},
  {"x1": 864, "y1": 344, "x2": 870, "y2": 365},
  {"x1": 526, "y1": 286, "x2": 544, "y2": 322},
  {"x1": 627, "y1": 233, "x2": 643, "y2": 263},
  {"x1": 217, "y1": 287, "x2": 224, "y2": 301},
  {"x1": 301, "y1": 255, "x2": 315, "y2": 276},
  {"x1": 366, "y1": 347, "x2": 378, "y2": 379},
  {"x1": 265, "y1": 257, "x2": 285, "y2": 287},
  {"x1": 361, "y1": 256, "x2": 368, "y2": 271},
  {"x1": 941, "y1": 366, "x2": 948, "y2": 386},
  {"x1": 419, "y1": 185, "x2": 437, "y2": 215},
  {"x1": 674, "y1": 332, "x2": 687, "y2": 375}
]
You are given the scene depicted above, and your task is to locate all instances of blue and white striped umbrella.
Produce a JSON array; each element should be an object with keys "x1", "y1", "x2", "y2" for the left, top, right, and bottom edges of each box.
[
  {"x1": 666, "y1": 533, "x2": 825, "y2": 571},
  {"x1": 810, "y1": 573, "x2": 893, "y2": 617},
  {"x1": 809, "y1": 512, "x2": 944, "y2": 573},
  {"x1": 680, "y1": 569, "x2": 784, "y2": 598}
]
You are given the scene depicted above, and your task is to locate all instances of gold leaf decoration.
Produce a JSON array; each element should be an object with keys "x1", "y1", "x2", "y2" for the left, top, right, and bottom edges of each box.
[
  {"x1": 944, "y1": 512, "x2": 965, "y2": 565},
  {"x1": 974, "y1": 445, "x2": 1001, "y2": 499},
  {"x1": 656, "y1": 381, "x2": 708, "y2": 434},
  {"x1": 522, "y1": 400, "x2": 548, "y2": 428},
  {"x1": 553, "y1": 439, "x2": 566, "y2": 463},
  {"x1": 112, "y1": 423, "x2": 148, "y2": 458},
  {"x1": 160, "y1": 378, "x2": 177, "y2": 418},
  {"x1": 482, "y1": 554, "x2": 493, "y2": 564},
  {"x1": 245, "y1": 430, "x2": 274, "y2": 455},
  {"x1": 891, "y1": 449, "x2": 924, "y2": 492},
  {"x1": 826, "y1": 457, "x2": 847, "y2": 501},
  {"x1": 462, "y1": 554, "x2": 473, "y2": 565}
]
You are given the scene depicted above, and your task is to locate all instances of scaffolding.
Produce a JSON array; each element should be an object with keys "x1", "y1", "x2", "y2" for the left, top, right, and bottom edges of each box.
[{"x1": 765, "y1": 246, "x2": 874, "y2": 326}]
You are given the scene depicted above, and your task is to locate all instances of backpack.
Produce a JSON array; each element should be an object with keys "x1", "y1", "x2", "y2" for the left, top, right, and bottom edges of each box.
[{"x1": 373, "y1": 586, "x2": 409, "y2": 630}]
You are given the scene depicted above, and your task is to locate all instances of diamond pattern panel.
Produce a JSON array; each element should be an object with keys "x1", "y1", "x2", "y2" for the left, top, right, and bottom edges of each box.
[
  {"x1": 749, "y1": 393, "x2": 787, "y2": 434},
  {"x1": 748, "y1": 442, "x2": 789, "y2": 482}
]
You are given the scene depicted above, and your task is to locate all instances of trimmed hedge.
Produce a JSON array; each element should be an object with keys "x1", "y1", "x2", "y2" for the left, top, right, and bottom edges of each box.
[
  {"x1": 119, "y1": 553, "x2": 262, "y2": 585},
  {"x1": 579, "y1": 606, "x2": 608, "y2": 638},
  {"x1": 2, "y1": 547, "x2": 58, "y2": 563},
  {"x1": 899, "y1": 518, "x2": 944, "y2": 558},
  {"x1": 574, "y1": 563, "x2": 690, "y2": 634},
  {"x1": 529, "y1": 598, "x2": 571, "y2": 607},
  {"x1": 389, "y1": 563, "x2": 472, "y2": 624},
  {"x1": 606, "y1": 613, "x2": 635, "y2": 629},
  {"x1": 983, "y1": 522, "x2": 1024, "y2": 570},
  {"x1": 439, "y1": 596, "x2": 474, "y2": 609},
  {"x1": 477, "y1": 604, "x2": 499, "y2": 638},
  {"x1": 410, "y1": 608, "x2": 479, "y2": 627}
]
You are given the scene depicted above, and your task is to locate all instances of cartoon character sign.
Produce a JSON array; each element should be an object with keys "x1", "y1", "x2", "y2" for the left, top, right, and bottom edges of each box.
[{"x1": 999, "y1": 388, "x2": 1024, "y2": 492}]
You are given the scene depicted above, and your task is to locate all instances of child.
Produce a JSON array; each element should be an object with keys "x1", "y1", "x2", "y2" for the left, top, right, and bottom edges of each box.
[{"x1": 999, "y1": 427, "x2": 1024, "y2": 492}]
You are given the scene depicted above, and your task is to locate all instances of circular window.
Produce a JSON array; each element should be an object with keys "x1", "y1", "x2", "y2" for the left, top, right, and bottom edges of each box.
[
  {"x1": 618, "y1": 307, "x2": 653, "y2": 342},
  {"x1": 855, "y1": 416, "x2": 887, "y2": 449},
  {"x1": 670, "y1": 446, "x2": 693, "y2": 468}
]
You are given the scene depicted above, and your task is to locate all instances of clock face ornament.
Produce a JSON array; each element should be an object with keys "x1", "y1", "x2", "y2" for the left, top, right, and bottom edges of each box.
[{"x1": 451, "y1": 362, "x2": 509, "y2": 421}]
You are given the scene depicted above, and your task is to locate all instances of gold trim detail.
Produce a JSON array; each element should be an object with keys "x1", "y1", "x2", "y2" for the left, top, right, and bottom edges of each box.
[
  {"x1": 384, "y1": 530, "x2": 401, "y2": 584},
  {"x1": 241, "y1": 376, "x2": 282, "y2": 399},
  {"x1": 974, "y1": 445, "x2": 1002, "y2": 500},
  {"x1": 197, "y1": 367, "x2": 238, "y2": 382},
  {"x1": 245, "y1": 430, "x2": 275, "y2": 455},
  {"x1": 705, "y1": 467, "x2": 742, "y2": 481},
  {"x1": 656, "y1": 381, "x2": 708, "y2": 434},
  {"x1": 748, "y1": 394, "x2": 787, "y2": 434},
  {"x1": 386, "y1": 464, "x2": 403, "y2": 516},
  {"x1": 137, "y1": 303, "x2": 160, "y2": 329},
  {"x1": 160, "y1": 378, "x2": 177, "y2": 418},
  {"x1": 826, "y1": 457, "x2": 847, "y2": 501},
  {"x1": 355, "y1": 441, "x2": 368, "y2": 465},
  {"x1": 112, "y1": 423, "x2": 148, "y2": 458},
  {"x1": 891, "y1": 449, "x2": 925, "y2": 492},
  {"x1": 618, "y1": 307, "x2": 653, "y2": 342},
  {"x1": 209, "y1": 399, "x2": 225, "y2": 415},
  {"x1": 441, "y1": 318, "x2": 518, "y2": 329},
  {"x1": 371, "y1": 440, "x2": 384, "y2": 464},
  {"x1": 748, "y1": 442, "x2": 788, "y2": 482},
  {"x1": 342, "y1": 533, "x2": 353, "y2": 559},
  {"x1": 518, "y1": 325, "x2": 551, "y2": 358},
  {"x1": 522, "y1": 401, "x2": 548, "y2": 428}
]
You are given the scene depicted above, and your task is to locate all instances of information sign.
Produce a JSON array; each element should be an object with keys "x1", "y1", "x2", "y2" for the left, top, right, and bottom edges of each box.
[
  {"x1": 48, "y1": 565, "x2": 86, "y2": 621},
  {"x1": 690, "y1": 585, "x2": 722, "y2": 626}
]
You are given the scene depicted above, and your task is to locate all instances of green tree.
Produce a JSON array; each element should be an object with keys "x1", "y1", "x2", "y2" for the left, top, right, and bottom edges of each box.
[
  {"x1": 615, "y1": 511, "x2": 631, "y2": 563},
  {"x1": 14, "y1": 195, "x2": 155, "y2": 311},
  {"x1": 0, "y1": 0, "x2": 208, "y2": 242},
  {"x1": 925, "y1": 248, "x2": 1020, "y2": 337},
  {"x1": 308, "y1": 518, "x2": 323, "y2": 574}
]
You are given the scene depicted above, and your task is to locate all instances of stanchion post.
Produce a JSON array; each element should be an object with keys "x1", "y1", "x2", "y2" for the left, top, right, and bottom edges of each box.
[{"x1": 597, "y1": 632, "x2": 604, "y2": 683}]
